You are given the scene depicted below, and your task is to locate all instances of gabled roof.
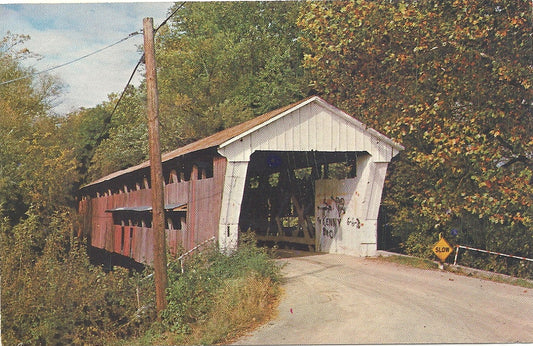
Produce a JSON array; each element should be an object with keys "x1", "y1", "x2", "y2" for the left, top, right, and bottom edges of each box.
[{"x1": 81, "y1": 96, "x2": 403, "y2": 190}]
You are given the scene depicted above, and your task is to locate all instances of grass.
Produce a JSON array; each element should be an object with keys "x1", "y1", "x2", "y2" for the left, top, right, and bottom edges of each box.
[
  {"x1": 445, "y1": 264, "x2": 533, "y2": 289},
  {"x1": 372, "y1": 254, "x2": 533, "y2": 289},
  {"x1": 371, "y1": 254, "x2": 439, "y2": 270},
  {"x1": 187, "y1": 274, "x2": 281, "y2": 345},
  {"x1": 134, "y1": 233, "x2": 282, "y2": 345}
]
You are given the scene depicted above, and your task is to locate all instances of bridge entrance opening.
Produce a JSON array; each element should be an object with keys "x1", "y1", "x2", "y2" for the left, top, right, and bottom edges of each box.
[{"x1": 238, "y1": 150, "x2": 362, "y2": 252}]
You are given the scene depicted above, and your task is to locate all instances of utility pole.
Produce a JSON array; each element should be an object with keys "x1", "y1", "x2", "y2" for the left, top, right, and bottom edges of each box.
[{"x1": 143, "y1": 17, "x2": 168, "y2": 313}]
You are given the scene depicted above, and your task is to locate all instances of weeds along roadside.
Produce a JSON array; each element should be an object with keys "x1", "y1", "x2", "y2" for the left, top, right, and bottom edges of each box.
[
  {"x1": 371, "y1": 254, "x2": 533, "y2": 289},
  {"x1": 1, "y1": 207, "x2": 281, "y2": 346},
  {"x1": 138, "y1": 232, "x2": 283, "y2": 345}
]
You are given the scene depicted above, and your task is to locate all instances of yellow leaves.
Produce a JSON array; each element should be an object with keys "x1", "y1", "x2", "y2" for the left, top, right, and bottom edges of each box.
[
  {"x1": 520, "y1": 78, "x2": 531, "y2": 89},
  {"x1": 396, "y1": 53, "x2": 409, "y2": 63},
  {"x1": 298, "y1": 0, "x2": 532, "y2": 233}
]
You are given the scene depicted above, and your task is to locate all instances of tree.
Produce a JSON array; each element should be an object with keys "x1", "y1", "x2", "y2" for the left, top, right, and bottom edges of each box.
[
  {"x1": 299, "y1": 1, "x2": 532, "y2": 265},
  {"x1": 155, "y1": 1, "x2": 309, "y2": 149},
  {"x1": 0, "y1": 33, "x2": 155, "y2": 344},
  {"x1": 0, "y1": 33, "x2": 78, "y2": 221},
  {"x1": 81, "y1": 2, "x2": 310, "y2": 181},
  {"x1": 59, "y1": 104, "x2": 113, "y2": 185},
  {"x1": 85, "y1": 87, "x2": 148, "y2": 180}
]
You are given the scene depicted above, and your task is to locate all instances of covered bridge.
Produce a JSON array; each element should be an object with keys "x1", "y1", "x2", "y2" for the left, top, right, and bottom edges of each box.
[{"x1": 78, "y1": 96, "x2": 403, "y2": 264}]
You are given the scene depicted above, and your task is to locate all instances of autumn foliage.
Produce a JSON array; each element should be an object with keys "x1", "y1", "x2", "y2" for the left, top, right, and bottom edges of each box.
[
  {"x1": 299, "y1": 0, "x2": 532, "y2": 269},
  {"x1": 1, "y1": 1, "x2": 532, "y2": 343}
]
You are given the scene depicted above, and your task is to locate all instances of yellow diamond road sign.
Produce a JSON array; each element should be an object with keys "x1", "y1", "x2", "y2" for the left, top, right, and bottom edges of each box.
[{"x1": 433, "y1": 237, "x2": 453, "y2": 262}]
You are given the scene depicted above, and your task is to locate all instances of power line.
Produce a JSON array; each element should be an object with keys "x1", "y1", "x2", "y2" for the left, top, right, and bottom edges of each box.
[
  {"x1": 155, "y1": 2, "x2": 185, "y2": 33},
  {"x1": 109, "y1": 2, "x2": 186, "y2": 119},
  {"x1": 109, "y1": 55, "x2": 144, "y2": 117},
  {"x1": 0, "y1": 31, "x2": 141, "y2": 87}
]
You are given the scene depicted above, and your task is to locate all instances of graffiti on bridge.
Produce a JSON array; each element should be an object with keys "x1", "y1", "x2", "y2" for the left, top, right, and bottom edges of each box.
[{"x1": 317, "y1": 196, "x2": 346, "y2": 239}]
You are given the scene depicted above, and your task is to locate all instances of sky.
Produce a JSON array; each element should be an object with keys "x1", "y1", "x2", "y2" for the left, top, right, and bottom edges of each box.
[{"x1": 1, "y1": 2, "x2": 174, "y2": 114}]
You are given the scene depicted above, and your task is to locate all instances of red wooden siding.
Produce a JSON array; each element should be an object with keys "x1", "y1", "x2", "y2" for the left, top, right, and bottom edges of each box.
[{"x1": 79, "y1": 155, "x2": 227, "y2": 265}]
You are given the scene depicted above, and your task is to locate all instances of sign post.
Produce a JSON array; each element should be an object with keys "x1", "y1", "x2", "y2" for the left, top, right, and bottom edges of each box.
[{"x1": 432, "y1": 235, "x2": 453, "y2": 269}]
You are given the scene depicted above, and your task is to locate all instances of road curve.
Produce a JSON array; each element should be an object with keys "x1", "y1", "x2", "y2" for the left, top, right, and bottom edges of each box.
[{"x1": 234, "y1": 253, "x2": 533, "y2": 344}]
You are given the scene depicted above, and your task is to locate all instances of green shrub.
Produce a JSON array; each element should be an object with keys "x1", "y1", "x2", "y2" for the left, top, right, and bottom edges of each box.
[
  {"x1": 1, "y1": 208, "x2": 154, "y2": 345},
  {"x1": 157, "y1": 233, "x2": 281, "y2": 345},
  {"x1": 401, "y1": 230, "x2": 439, "y2": 259}
]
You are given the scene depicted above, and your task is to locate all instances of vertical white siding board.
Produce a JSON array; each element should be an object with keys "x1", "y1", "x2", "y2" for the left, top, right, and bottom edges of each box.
[
  {"x1": 313, "y1": 108, "x2": 326, "y2": 150},
  {"x1": 264, "y1": 122, "x2": 276, "y2": 149},
  {"x1": 248, "y1": 133, "x2": 257, "y2": 152},
  {"x1": 292, "y1": 109, "x2": 300, "y2": 151},
  {"x1": 252, "y1": 125, "x2": 266, "y2": 151},
  {"x1": 337, "y1": 117, "x2": 345, "y2": 151},
  {"x1": 251, "y1": 128, "x2": 263, "y2": 151},
  {"x1": 257, "y1": 129, "x2": 269, "y2": 151},
  {"x1": 301, "y1": 106, "x2": 310, "y2": 150},
  {"x1": 327, "y1": 110, "x2": 336, "y2": 151},
  {"x1": 287, "y1": 109, "x2": 295, "y2": 150},
  {"x1": 261, "y1": 127, "x2": 276, "y2": 149},
  {"x1": 344, "y1": 123, "x2": 352, "y2": 151},
  {"x1": 378, "y1": 141, "x2": 392, "y2": 162},
  {"x1": 257, "y1": 124, "x2": 268, "y2": 150},
  {"x1": 364, "y1": 133, "x2": 373, "y2": 154},
  {"x1": 312, "y1": 107, "x2": 321, "y2": 149},
  {"x1": 327, "y1": 112, "x2": 335, "y2": 150},
  {"x1": 286, "y1": 110, "x2": 294, "y2": 150},
  {"x1": 281, "y1": 112, "x2": 288, "y2": 150},
  {"x1": 348, "y1": 125, "x2": 356, "y2": 151},
  {"x1": 349, "y1": 123, "x2": 358, "y2": 152},
  {"x1": 274, "y1": 120, "x2": 284, "y2": 149},
  {"x1": 338, "y1": 119, "x2": 346, "y2": 151},
  {"x1": 326, "y1": 110, "x2": 336, "y2": 151},
  {"x1": 333, "y1": 115, "x2": 340, "y2": 151},
  {"x1": 347, "y1": 120, "x2": 355, "y2": 151},
  {"x1": 355, "y1": 128, "x2": 362, "y2": 150},
  {"x1": 307, "y1": 107, "x2": 315, "y2": 151},
  {"x1": 310, "y1": 107, "x2": 316, "y2": 151},
  {"x1": 243, "y1": 136, "x2": 253, "y2": 160},
  {"x1": 317, "y1": 104, "x2": 325, "y2": 149},
  {"x1": 292, "y1": 109, "x2": 302, "y2": 151},
  {"x1": 307, "y1": 105, "x2": 315, "y2": 150}
]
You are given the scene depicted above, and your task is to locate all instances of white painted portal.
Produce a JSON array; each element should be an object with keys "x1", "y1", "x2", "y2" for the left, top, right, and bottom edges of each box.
[
  {"x1": 218, "y1": 160, "x2": 249, "y2": 253},
  {"x1": 216, "y1": 97, "x2": 402, "y2": 254},
  {"x1": 315, "y1": 155, "x2": 389, "y2": 257}
]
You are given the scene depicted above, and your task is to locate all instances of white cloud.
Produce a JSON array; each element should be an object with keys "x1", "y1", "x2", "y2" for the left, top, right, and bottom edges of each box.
[{"x1": 0, "y1": 2, "x2": 173, "y2": 114}]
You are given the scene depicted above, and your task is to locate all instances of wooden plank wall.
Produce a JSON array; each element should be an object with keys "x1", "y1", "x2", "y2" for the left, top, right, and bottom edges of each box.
[{"x1": 79, "y1": 155, "x2": 227, "y2": 265}]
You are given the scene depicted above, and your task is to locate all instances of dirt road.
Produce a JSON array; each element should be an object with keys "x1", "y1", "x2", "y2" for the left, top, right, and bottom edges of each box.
[{"x1": 235, "y1": 253, "x2": 533, "y2": 344}]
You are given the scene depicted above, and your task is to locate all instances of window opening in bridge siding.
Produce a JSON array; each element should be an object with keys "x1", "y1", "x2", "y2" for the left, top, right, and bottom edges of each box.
[
  {"x1": 168, "y1": 169, "x2": 178, "y2": 184},
  {"x1": 129, "y1": 227, "x2": 134, "y2": 257},
  {"x1": 142, "y1": 216, "x2": 152, "y2": 228},
  {"x1": 196, "y1": 160, "x2": 213, "y2": 179},
  {"x1": 120, "y1": 225, "x2": 125, "y2": 252},
  {"x1": 125, "y1": 180, "x2": 137, "y2": 193},
  {"x1": 166, "y1": 212, "x2": 183, "y2": 230}
]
